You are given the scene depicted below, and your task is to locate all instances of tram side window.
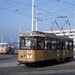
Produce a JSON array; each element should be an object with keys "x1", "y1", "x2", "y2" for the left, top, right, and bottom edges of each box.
[
  {"x1": 38, "y1": 40, "x2": 41, "y2": 49},
  {"x1": 59, "y1": 41, "x2": 63, "y2": 49},
  {"x1": 63, "y1": 41, "x2": 65, "y2": 49},
  {"x1": 37, "y1": 37, "x2": 45, "y2": 50},
  {"x1": 41, "y1": 39, "x2": 45, "y2": 49},
  {"x1": 65, "y1": 41, "x2": 69, "y2": 50},
  {"x1": 45, "y1": 38, "x2": 52, "y2": 50},
  {"x1": 52, "y1": 39, "x2": 56, "y2": 50},
  {"x1": 57, "y1": 40, "x2": 65, "y2": 50},
  {"x1": 32, "y1": 37, "x2": 38, "y2": 49},
  {"x1": 57, "y1": 40, "x2": 60, "y2": 49},
  {"x1": 68, "y1": 41, "x2": 72, "y2": 50}
]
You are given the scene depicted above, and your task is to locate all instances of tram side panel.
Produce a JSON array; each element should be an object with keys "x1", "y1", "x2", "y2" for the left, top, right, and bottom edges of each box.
[
  {"x1": 18, "y1": 49, "x2": 73, "y2": 64},
  {"x1": 43, "y1": 49, "x2": 73, "y2": 62},
  {"x1": 44, "y1": 50, "x2": 64, "y2": 62},
  {"x1": 44, "y1": 50, "x2": 57, "y2": 60},
  {"x1": 65, "y1": 50, "x2": 73, "y2": 58}
]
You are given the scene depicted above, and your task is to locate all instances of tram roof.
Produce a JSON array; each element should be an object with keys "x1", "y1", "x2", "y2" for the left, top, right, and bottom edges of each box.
[
  {"x1": 19, "y1": 31, "x2": 73, "y2": 41},
  {"x1": 19, "y1": 31, "x2": 55, "y2": 37}
]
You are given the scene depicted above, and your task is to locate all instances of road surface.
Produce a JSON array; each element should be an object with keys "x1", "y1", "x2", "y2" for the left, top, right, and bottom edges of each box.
[{"x1": 0, "y1": 50, "x2": 75, "y2": 75}]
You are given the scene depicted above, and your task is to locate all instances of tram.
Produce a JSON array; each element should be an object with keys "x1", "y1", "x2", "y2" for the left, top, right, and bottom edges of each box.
[
  {"x1": 18, "y1": 31, "x2": 73, "y2": 66},
  {"x1": 0, "y1": 43, "x2": 14, "y2": 54}
]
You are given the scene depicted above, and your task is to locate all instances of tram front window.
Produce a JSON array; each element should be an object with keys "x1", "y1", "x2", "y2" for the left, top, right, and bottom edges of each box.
[
  {"x1": 25, "y1": 38, "x2": 31, "y2": 47},
  {"x1": 20, "y1": 37, "x2": 31, "y2": 49},
  {"x1": 19, "y1": 37, "x2": 37, "y2": 50}
]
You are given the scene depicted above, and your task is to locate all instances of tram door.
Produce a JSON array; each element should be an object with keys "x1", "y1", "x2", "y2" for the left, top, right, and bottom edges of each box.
[
  {"x1": 56, "y1": 40, "x2": 65, "y2": 59},
  {"x1": 44, "y1": 38, "x2": 52, "y2": 60}
]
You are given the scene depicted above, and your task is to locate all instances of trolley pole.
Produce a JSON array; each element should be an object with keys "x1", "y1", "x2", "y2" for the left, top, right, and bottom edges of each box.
[{"x1": 31, "y1": 0, "x2": 34, "y2": 31}]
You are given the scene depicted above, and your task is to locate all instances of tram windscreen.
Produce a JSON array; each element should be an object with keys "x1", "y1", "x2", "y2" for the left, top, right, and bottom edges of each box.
[{"x1": 19, "y1": 37, "x2": 36, "y2": 50}]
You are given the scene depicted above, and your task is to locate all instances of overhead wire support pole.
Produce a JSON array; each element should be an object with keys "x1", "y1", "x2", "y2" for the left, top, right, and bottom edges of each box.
[
  {"x1": 36, "y1": 10, "x2": 38, "y2": 31},
  {"x1": 74, "y1": 9, "x2": 75, "y2": 29},
  {"x1": 31, "y1": 0, "x2": 34, "y2": 31}
]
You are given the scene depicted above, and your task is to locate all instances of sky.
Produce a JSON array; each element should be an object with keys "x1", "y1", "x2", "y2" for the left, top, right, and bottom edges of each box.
[{"x1": 0, "y1": 0, "x2": 75, "y2": 42}]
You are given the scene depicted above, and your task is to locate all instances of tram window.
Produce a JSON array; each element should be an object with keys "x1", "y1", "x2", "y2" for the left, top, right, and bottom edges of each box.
[
  {"x1": 19, "y1": 37, "x2": 35, "y2": 50},
  {"x1": 45, "y1": 38, "x2": 52, "y2": 50},
  {"x1": 19, "y1": 37, "x2": 45, "y2": 50},
  {"x1": 45, "y1": 40, "x2": 47, "y2": 49},
  {"x1": 59, "y1": 41, "x2": 63, "y2": 49},
  {"x1": 25, "y1": 38, "x2": 31, "y2": 47},
  {"x1": 63, "y1": 41, "x2": 65, "y2": 49},
  {"x1": 57, "y1": 40, "x2": 60, "y2": 49},
  {"x1": 65, "y1": 41, "x2": 69, "y2": 50},
  {"x1": 52, "y1": 39, "x2": 56, "y2": 50},
  {"x1": 32, "y1": 37, "x2": 38, "y2": 49},
  {"x1": 37, "y1": 37, "x2": 45, "y2": 50},
  {"x1": 57, "y1": 40, "x2": 64, "y2": 50},
  {"x1": 38, "y1": 41, "x2": 41, "y2": 49},
  {"x1": 20, "y1": 37, "x2": 25, "y2": 49},
  {"x1": 40, "y1": 39, "x2": 45, "y2": 49},
  {"x1": 68, "y1": 41, "x2": 72, "y2": 50}
]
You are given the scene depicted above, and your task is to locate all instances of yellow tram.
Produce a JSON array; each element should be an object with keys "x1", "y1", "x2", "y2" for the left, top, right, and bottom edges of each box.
[
  {"x1": 0, "y1": 43, "x2": 14, "y2": 54},
  {"x1": 18, "y1": 31, "x2": 73, "y2": 66}
]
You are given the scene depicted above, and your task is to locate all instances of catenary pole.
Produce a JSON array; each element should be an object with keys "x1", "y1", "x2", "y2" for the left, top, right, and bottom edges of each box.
[{"x1": 31, "y1": 0, "x2": 34, "y2": 31}]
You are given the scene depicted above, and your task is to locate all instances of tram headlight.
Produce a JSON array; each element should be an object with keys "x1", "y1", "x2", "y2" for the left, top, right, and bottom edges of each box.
[{"x1": 24, "y1": 55, "x2": 27, "y2": 58}]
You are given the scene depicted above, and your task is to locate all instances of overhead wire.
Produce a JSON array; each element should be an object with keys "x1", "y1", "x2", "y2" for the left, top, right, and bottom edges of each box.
[
  {"x1": 35, "y1": 1, "x2": 56, "y2": 6},
  {"x1": 2, "y1": 0, "x2": 75, "y2": 17},
  {"x1": 53, "y1": 5, "x2": 75, "y2": 14},
  {"x1": 6, "y1": 0, "x2": 31, "y2": 7},
  {"x1": 0, "y1": 0, "x2": 74, "y2": 31},
  {"x1": 60, "y1": 1, "x2": 75, "y2": 6},
  {"x1": 5, "y1": 0, "x2": 60, "y2": 16},
  {"x1": 35, "y1": 6, "x2": 58, "y2": 16},
  {"x1": 53, "y1": 1, "x2": 74, "y2": 32},
  {"x1": 0, "y1": 7, "x2": 32, "y2": 17},
  {"x1": 0, "y1": 0, "x2": 31, "y2": 12},
  {"x1": 0, "y1": 0, "x2": 32, "y2": 17},
  {"x1": 3, "y1": 0, "x2": 73, "y2": 19}
]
